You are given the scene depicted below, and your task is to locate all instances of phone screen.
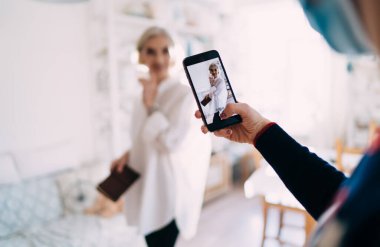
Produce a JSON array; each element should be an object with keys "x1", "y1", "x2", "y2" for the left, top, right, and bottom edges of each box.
[{"x1": 184, "y1": 51, "x2": 241, "y2": 131}]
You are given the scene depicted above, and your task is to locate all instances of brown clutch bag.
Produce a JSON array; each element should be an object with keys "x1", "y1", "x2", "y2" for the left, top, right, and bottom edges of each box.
[
  {"x1": 97, "y1": 165, "x2": 140, "y2": 202},
  {"x1": 201, "y1": 95, "x2": 212, "y2": 106}
]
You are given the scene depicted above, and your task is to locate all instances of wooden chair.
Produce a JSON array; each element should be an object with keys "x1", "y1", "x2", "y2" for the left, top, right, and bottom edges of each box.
[
  {"x1": 369, "y1": 120, "x2": 379, "y2": 144},
  {"x1": 250, "y1": 151, "x2": 316, "y2": 247},
  {"x1": 261, "y1": 195, "x2": 316, "y2": 247},
  {"x1": 335, "y1": 120, "x2": 378, "y2": 174}
]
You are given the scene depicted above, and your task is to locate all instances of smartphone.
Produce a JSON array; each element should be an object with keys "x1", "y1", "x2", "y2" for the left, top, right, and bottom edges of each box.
[{"x1": 183, "y1": 50, "x2": 242, "y2": 132}]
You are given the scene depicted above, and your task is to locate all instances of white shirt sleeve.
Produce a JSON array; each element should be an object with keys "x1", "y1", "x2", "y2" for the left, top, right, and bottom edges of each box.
[
  {"x1": 142, "y1": 90, "x2": 193, "y2": 152},
  {"x1": 214, "y1": 78, "x2": 228, "y2": 112}
]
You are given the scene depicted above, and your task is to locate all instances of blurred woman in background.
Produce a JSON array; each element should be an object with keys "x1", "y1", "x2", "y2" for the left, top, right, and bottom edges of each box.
[{"x1": 111, "y1": 27, "x2": 211, "y2": 247}]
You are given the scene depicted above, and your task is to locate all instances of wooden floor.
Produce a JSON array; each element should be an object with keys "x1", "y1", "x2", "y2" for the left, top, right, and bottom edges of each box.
[
  {"x1": 177, "y1": 187, "x2": 263, "y2": 247},
  {"x1": 177, "y1": 187, "x2": 305, "y2": 247}
]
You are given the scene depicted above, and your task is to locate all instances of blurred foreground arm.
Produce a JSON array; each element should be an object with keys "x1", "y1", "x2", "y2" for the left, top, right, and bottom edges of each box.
[{"x1": 195, "y1": 103, "x2": 347, "y2": 219}]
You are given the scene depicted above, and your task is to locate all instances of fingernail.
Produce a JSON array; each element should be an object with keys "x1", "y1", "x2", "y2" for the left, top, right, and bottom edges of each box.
[{"x1": 221, "y1": 113, "x2": 226, "y2": 119}]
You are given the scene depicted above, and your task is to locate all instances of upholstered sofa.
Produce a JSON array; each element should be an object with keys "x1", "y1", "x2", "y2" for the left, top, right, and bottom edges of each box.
[{"x1": 0, "y1": 153, "x2": 145, "y2": 247}]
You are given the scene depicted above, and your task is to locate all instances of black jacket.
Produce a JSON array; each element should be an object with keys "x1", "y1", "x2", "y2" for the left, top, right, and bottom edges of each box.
[{"x1": 256, "y1": 124, "x2": 380, "y2": 247}]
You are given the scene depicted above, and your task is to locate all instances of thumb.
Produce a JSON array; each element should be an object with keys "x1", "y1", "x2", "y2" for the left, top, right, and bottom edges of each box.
[{"x1": 221, "y1": 103, "x2": 247, "y2": 119}]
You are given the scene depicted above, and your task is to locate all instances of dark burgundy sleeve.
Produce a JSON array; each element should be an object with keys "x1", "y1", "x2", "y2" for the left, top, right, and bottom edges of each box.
[{"x1": 255, "y1": 124, "x2": 347, "y2": 219}]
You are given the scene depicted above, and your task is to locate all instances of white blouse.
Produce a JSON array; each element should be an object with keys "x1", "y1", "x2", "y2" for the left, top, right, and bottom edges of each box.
[
  {"x1": 209, "y1": 76, "x2": 228, "y2": 115},
  {"x1": 212, "y1": 77, "x2": 227, "y2": 114},
  {"x1": 125, "y1": 77, "x2": 211, "y2": 239}
]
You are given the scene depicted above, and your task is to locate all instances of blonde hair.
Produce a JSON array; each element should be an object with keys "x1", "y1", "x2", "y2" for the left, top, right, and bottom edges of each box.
[
  {"x1": 136, "y1": 26, "x2": 174, "y2": 52},
  {"x1": 209, "y1": 63, "x2": 218, "y2": 71}
]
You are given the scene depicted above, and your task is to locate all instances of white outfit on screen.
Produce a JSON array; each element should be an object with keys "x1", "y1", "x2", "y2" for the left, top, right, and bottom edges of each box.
[
  {"x1": 125, "y1": 77, "x2": 211, "y2": 239},
  {"x1": 208, "y1": 75, "x2": 228, "y2": 115}
]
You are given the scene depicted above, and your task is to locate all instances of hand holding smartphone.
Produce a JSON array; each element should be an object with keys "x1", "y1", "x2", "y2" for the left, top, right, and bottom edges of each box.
[{"x1": 183, "y1": 50, "x2": 242, "y2": 132}]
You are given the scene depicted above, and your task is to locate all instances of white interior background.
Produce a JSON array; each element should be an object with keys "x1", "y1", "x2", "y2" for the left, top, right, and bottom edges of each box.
[
  {"x1": 1, "y1": 0, "x2": 375, "y2": 179},
  {"x1": 215, "y1": 0, "x2": 348, "y2": 147},
  {"x1": 0, "y1": 0, "x2": 93, "y2": 172}
]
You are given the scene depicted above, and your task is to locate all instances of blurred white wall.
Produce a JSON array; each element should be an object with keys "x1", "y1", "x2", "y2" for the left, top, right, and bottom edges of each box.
[
  {"x1": 0, "y1": 0, "x2": 94, "y2": 164},
  {"x1": 215, "y1": 0, "x2": 349, "y2": 148}
]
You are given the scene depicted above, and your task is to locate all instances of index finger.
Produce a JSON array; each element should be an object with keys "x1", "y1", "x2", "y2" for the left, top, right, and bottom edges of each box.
[
  {"x1": 201, "y1": 125, "x2": 209, "y2": 134},
  {"x1": 194, "y1": 110, "x2": 202, "y2": 119}
]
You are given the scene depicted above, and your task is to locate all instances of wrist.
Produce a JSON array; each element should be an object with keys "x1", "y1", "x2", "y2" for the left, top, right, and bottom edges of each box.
[{"x1": 253, "y1": 120, "x2": 276, "y2": 146}]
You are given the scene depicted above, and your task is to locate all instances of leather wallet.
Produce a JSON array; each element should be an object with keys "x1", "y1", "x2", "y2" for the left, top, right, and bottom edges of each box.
[
  {"x1": 201, "y1": 95, "x2": 212, "y2": 106},
  {"x1": 97, "y1": 165, "x2": 140, "y2": 202}
]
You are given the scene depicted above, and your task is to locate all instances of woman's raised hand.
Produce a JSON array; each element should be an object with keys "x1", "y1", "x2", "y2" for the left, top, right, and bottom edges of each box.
[{"x1": 139, "y1": 72, "x2": 158, "y2": 110}]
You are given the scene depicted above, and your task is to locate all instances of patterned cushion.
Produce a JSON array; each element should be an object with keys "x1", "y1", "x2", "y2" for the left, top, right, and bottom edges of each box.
[
  {"x1": 0, "y1": 177, "x2": 63, "y2": 237},
  {"x1": 56, "y1": 164, "x2": 109, "y2": 214}
]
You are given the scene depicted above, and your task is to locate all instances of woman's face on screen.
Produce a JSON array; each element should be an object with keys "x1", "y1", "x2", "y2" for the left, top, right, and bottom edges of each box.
[
  {"x1": 139, "y1": 35, "x2": 171, "y2": 81},
  {"x1": 209, "y1": 67, "x2": 218, "y2": 79}
]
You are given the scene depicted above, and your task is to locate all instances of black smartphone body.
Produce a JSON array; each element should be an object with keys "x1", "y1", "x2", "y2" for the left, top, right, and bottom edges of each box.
[{"x1": 183, "y1": 50, "x2": 242, "y2": 132}]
